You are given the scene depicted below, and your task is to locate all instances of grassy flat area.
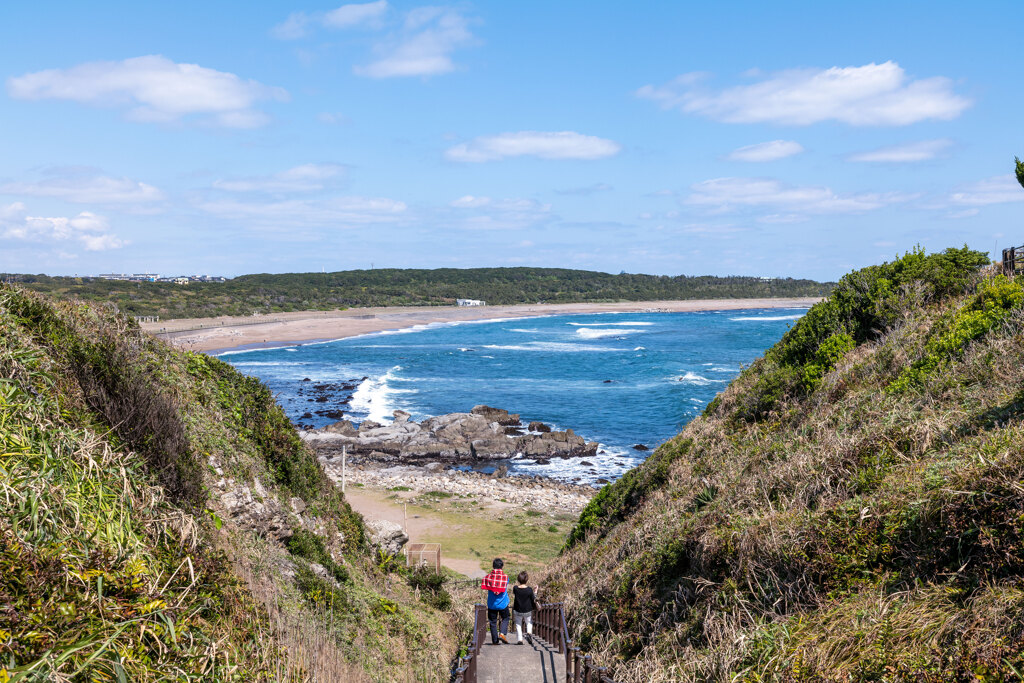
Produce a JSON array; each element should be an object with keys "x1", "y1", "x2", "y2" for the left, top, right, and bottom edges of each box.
[{"x1": 347, "y1": 484, "x2": 577, "y2": 575}]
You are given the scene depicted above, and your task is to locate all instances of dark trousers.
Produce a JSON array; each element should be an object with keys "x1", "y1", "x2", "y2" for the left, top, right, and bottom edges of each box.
[{"x1": 488, "y1": 607, "x2": 510, "y2": 643}]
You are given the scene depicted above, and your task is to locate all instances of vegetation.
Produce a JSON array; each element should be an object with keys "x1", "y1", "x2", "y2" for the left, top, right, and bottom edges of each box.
[
  {"x1": 0, "y1": 285, "x2": 460, "y2": 681},
  {"x1": 546, "y1": 247, "x2": 1024, "y2": 682},
  {"x1": 2, "y1": 267, "x2": 832, "y2": 319}
]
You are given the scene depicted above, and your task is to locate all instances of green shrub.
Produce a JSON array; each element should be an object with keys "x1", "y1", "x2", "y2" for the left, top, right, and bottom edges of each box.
[
  {"x1": 286, "y1": 528, "x2": 350, "y2": 583},
  {"x1": 730, "y1": 246, "x2": 989, "y2": 421},
  {"x1": 889, "y1": 275, "x2": 1024, "y2": 392}
]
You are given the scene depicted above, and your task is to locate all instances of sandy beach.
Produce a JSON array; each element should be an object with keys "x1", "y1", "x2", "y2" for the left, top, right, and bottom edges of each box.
[{"x1": 141, "y1": 297, "x2": 820, "y2": 353}]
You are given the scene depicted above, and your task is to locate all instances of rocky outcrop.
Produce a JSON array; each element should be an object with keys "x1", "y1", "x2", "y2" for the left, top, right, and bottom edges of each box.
[
  {"x1": 365, "y1": 519, "x2": 409, "y2": 557},
  {"x1": 217, "y1": 478, "x2": 292, "y2": 542},
  {"x1": 305, "y1": 407, "x2": 598, "y2": 463}
]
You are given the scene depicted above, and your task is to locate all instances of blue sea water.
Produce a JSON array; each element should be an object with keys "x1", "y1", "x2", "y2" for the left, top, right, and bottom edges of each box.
[{"x1": 220, "y1": 309, "x2": 804, "y2": 484}]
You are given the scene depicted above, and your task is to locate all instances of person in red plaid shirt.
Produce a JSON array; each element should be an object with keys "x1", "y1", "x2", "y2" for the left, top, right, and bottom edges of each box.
[{"x1": 481, "y1": 558, "x2": 510, "y2": 644}]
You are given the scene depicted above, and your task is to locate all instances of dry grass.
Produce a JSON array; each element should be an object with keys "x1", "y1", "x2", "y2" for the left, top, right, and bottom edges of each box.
[{"x1": 545, "y1": 268, "x2": 1024, "y2": 681}]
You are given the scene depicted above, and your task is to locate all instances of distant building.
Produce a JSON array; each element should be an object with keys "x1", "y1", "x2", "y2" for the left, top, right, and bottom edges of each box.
[
  {"x1": 98, "y1": 273, "x2": 132, "y2": 281},
  {"x1": 457, "y1": 298, "x2": 486, "y2": 307}
]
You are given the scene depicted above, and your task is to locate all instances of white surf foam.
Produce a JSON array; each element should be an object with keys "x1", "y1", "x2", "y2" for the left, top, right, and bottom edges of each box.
[
  {"x1": 348, "y1": 365, "x2": 416, "y2": 423},
  {"x1": 482, "y1": 341, "x2": 627, "y2": 352},
  {"x1": 567, "y1": 321, "x2": 655, "y2": 326},
  {"x1": 729, "y1": 314, "x2": 804, "y2": 322},
  {"x1": 509, "y1": 328, "x2": 540, "y2": 333},
  {"x1": 676, "y1": 371, "x2": 728, "y2": 386},
  {"x1": 575, "y1": 327, "x2": 646, "y2": 339}
]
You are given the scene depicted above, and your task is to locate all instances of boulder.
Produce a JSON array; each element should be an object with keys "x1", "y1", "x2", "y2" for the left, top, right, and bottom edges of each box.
[
  {"x1": 528, "y1": 421, "x2": 551, "y2": 433},
  {"x1": 365, "y1": 519, "x2": 409, "y2": 557},
  {"x1": 471, "y1": 405, "x2": 521, "y2": 426}
]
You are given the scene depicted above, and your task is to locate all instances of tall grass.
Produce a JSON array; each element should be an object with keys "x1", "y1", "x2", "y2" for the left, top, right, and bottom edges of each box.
[{"x1": 547, "y1": 253, "x2": 1024, "y2": 681}]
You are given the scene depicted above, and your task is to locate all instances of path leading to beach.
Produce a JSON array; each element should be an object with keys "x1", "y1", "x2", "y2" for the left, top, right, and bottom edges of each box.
[{"x1": 141, "y1": 297, "x2": 820, "y2": 353}]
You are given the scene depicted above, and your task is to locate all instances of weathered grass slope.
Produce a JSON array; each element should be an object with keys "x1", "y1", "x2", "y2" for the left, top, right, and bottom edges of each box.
[
  {"x1": 0, "y1": 285, "x2": 459, "y2": 682},
  {"x1": 547, "y1": 247, "x2": 1024, "y2": 682}
]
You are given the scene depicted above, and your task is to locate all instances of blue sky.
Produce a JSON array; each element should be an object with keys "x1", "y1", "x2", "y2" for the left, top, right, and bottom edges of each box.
[{"x1": 1, "y1": 1, "x2": 1022, "y2": 280}]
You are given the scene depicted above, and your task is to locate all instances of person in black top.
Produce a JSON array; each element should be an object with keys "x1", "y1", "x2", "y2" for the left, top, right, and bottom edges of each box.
[{"x1": 511, "y1": 571, "x2": 538, "y2": 645}]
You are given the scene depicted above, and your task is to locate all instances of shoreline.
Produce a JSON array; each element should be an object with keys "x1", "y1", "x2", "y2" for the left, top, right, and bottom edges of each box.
[{"x1": 141, "y1": 297, "x2": 821, "y2": 353}]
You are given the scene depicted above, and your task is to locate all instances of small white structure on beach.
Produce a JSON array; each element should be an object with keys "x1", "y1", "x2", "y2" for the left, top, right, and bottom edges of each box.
[{"x1": 457, "y1": 298, "x2": 486, "y2": 307}]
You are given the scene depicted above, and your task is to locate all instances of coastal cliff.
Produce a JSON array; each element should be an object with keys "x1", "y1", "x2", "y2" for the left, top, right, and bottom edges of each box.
[
  {"x1": 545, "y1": 247, "x2": 1024, "y2": 681},
  {"x1": 0, "y1": 285, "x2": 459, "y2": 682}
]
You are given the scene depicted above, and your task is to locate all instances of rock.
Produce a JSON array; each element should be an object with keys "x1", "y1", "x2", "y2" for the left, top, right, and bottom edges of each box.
[
  {"x1": 528, "y1": 421, "x2": 550, "y2": 433},
  {"x1": 632, "y1": 444, "x2": 649, "y2": 451},
  {"x1": 471, "y1": 405, "x2": 520, "y2": 426},
  {"x1": 490, "y1": 464, "x2": 508, "y2": 478},
  {"x1": 305, "y1": 405, "x2": 595, "y2": 463},
  {"x1": 308, "y1": 562, "x2": 332, "y2": 581},
  {"x1": 290, "y1": 497, "x2": 306, "y2": 515},
  {"x1": 603, "y1": 379, "x2": 614, "y2": 383},
  {"x1": 365, "y1": 519, "x2": 409, "y2": 557},
  {"x1": 579, "y1": 460, "x2": 593, "y2": 466},
  {"x1": 219, "y1": 484, "x2": 291, "y2": 541}
]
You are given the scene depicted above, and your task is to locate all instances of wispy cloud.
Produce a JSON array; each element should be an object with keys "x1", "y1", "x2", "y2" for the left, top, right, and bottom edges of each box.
[
  {"x1": 727, "y1": 140, "x2": 804, "y2": 162},
  {"x1": 272, "y1": 1, "x2": 389, "y2": 39},
  {"x1": 0, "y1": 202, "x2": 125, "y2": 251},
  {"x1": 555, "y1": 183, "x2": 614, "y2": 195},
  {"x1": 637, "y1": 61, "x2": 970, "y2": 126},
  {"x1": 212, "y1": 164, "x2": 347, "y2": 193},
  {"x1": 446, "y1": 131, "x2": 621, "y2": 163},
  {"x1": 355, "y1": 7, "x2": 474, "y2": 78},
  {"x1": 196, "y1": 196, "x2": 406, "y2": 228},
  {"x1": 949, "y1": 175, "x2": 1024, "y2": 206},
  {"x1": 1, "y1": 170, "x2": 164, "y2": 204},
  {"x1": 849, "y1": 138, "x2": 952, "y2": 162},
  {"x1": 7, "y1": 55, "x2": 288, "y2": 128},
  {"x1": 684, "y1": 177, "x2": 914, "y2": 215},
  {"x1": 444, "y1": 196, "x2": 552, "y2": 230}
]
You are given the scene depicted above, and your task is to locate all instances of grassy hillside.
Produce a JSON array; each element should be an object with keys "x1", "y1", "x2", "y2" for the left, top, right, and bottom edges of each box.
[
  {"x1": 0, "y1": 285, "x2": 460, "y2": 682},
  {"x1": 546, "y1": 247, "x2": 1024, "y2": 682},
  {"x1": 3, "y1": 267, "x2": 831, "y2": 319}
]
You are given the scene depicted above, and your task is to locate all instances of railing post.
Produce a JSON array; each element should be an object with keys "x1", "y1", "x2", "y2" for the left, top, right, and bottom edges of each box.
[
  {"x1": 583, "y1": 654, "x2": 592, "y2": 683},
  {"x1": 572, "y1": 647, "x2": 581, "y2": 683}
]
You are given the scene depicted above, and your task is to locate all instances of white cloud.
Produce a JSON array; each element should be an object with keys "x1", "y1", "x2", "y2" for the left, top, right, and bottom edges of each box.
[
  {"x1": 197, "y1": 196, "x2": 406, "y2": 227},
  {"x1": 727, "y1": 140, "x2": 804, "y2": 162},
  {"x1": 446, "y1": 131, "x2": 621, "y2": 163},
  {"x1": 212, "y1": 164, "x2": 347, "y2": 193},
  {"x1": 949, "y1": 175, "x2": 1024, "y2": 206},
  {"x1": 324, "y1": 1, "x2": 388, "y2": 28},
  {"x1": 7, "y1": 55, "x2": 288, "y2": 128},
  {"x1": 273, "y1": 1, "x2": 388, "y2": 38},
  {"x1": 849, "y1": 139, "x2": 952, "y2": 162},
  {"x1": 0, "y1": 204, "x2": 125, "y2": 251},
  {"x1": 637, "y1": 61, "x2": 970, "y2": 126},
  {"x1": 684, "y1": 177, "x2": 913, "y2": 215},
  {"x1": 1, "y1": 173, "x2": 164, "y2": 204},
  {"x1": 450, "y1": 195, "x2": 491, "y2": 208},
  {"x1": 354, "y1": 7, "x2": 473, "y2": 78}
]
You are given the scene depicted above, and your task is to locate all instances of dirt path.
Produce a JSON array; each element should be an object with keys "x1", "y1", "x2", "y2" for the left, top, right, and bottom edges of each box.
[{"x1": 344, "y1": 487, "x2": 487, "y2": 578}]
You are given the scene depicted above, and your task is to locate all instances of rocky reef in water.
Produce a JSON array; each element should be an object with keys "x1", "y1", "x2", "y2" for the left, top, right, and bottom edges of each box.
[{"x1": 302, "y1": 404, "x2": 598, "y2": 464}]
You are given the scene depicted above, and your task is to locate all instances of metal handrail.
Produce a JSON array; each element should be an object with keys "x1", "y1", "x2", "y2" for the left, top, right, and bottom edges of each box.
[
  {"x1": 455, "y1": 601, "x2": 619, "y2": 683},
  {"x1": 453, "y1": 604, "x2": 486, "y2": 683}
]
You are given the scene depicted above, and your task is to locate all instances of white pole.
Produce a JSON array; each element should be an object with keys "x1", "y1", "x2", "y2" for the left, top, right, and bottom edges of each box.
[{"x1": 341, "y1": 446, "x2": 346, "y2": 494}]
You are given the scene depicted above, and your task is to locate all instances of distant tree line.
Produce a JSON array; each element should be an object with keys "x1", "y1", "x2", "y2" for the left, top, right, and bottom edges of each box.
[{"x1": 2, "y1": 267, "x2": 834, "y2": 319}]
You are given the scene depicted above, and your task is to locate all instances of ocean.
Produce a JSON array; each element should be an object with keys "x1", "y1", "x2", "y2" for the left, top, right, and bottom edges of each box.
[{"x1": 220, "y1": 308, "x2": 804, "y2": 484}]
